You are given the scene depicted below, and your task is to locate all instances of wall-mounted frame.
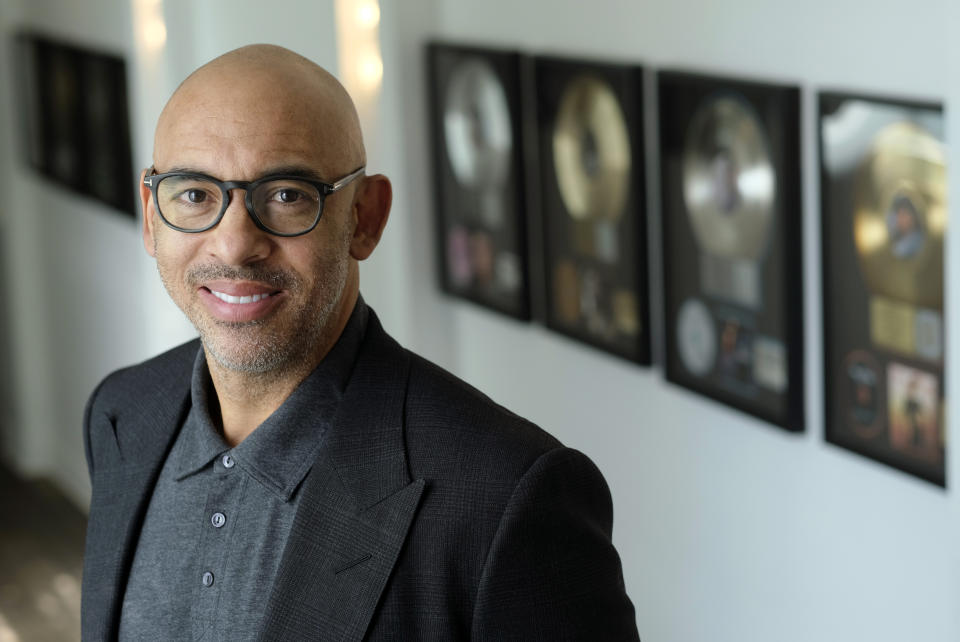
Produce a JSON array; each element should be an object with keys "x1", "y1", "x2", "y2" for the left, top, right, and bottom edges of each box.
[
  {"x1": 13, "y1": 33, "x2": 135, "y2": 217},
  {"x1": 820, "y1": 92, "x2": 946, "y2": 486},
  {"x1": 659, "y1": 71, "x2": 804, "y2": 431},
  {"x1": 426, "y1": 42, "x2": 532, "y2": 320},
  {"x1": 533, "y1": 55, "x2": 650, "y2": 364}
]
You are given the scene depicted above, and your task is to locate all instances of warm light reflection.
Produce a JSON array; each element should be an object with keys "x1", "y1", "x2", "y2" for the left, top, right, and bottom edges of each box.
[
  {"x1": 336, "y1": 0, "x2": 384, "y2": 100},
  {"x1": 356, "y1": 1, "x2": 381, "y2": 28},
  {"x1": 144, "y1": 20, "x2": 167, "y2": 49},
  {"x1": 135, "y1": 0, "x2": 168, "y2": 53},
  {"x1": 854, "y1": 215, "x2": 887, "y2": 252},
  {"x1": 359, "y1": 52, "x2": 384, "y2": 89}
]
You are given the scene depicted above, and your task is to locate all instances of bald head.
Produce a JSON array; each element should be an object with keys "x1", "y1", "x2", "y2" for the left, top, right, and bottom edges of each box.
[{"x1": 154, "y1": 44, "x2": 365, "y2": 176}]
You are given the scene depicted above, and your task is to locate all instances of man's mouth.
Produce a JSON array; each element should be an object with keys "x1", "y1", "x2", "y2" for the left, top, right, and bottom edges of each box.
[
  {"x1": 209, "y1": 290, "x2": 276, "y2": 305},
  {"x1": 197, "y1": 282, "x2": 285, "y2": 322}
]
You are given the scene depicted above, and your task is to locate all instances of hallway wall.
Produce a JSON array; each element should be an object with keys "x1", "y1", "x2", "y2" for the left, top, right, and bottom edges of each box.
[{"x1": 0, "y1": 1, "x2": 956, "y2": 640}]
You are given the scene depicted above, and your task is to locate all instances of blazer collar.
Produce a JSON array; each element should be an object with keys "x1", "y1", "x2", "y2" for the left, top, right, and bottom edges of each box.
[{"x1": 258, "y1": 309, "x2": 426, "y2": 640}]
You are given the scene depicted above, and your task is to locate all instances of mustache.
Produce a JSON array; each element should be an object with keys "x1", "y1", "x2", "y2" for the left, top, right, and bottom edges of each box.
[{"x1": 186, "y1": 263, "x2": 299, "y2": 290}]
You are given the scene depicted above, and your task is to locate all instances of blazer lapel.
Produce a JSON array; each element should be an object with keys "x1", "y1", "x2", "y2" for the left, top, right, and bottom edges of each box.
[
  {"x1": 259, "y1": 314, "x2": 426, "y2": 641},
  {"x1": 82, "y1": 352, "x2": 193, "y2": 641}
]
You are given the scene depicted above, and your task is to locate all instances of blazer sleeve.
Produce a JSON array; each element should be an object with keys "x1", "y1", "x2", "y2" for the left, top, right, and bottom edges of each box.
[
  {"x1": 470, "y1": 447, "x2": 641, "y2": 641},
  {"x1": 83, "y1": 375, "x2": 110, "y2": 483}
]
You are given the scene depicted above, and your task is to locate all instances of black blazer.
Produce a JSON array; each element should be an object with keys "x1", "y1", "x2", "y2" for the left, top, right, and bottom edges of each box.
[{"x1": 82, "y1": 310, "x2": 640, "y2": 640}]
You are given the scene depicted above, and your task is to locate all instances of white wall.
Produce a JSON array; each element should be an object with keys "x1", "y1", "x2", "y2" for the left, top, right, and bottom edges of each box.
[
  {"x1": 0, "y1": 1, "x2": 957, "y2": 640},
  {"x1": 400, "y1": 1, "x2": 957, "y2": 641}
]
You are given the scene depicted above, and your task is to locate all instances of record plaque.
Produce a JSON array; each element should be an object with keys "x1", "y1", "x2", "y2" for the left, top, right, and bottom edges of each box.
[
  {"x1": 534, "y1": 56, "x2": 650, "y2": 363},
  {"x1": 820, "y1": 92, "x2": 946, "y2": 485},
  {"x1": 659, "y1": 71, "x2": 804, "y2": 431},
  {"x1": 427, "y1": 43, "x2": 531, "y2": 319}
]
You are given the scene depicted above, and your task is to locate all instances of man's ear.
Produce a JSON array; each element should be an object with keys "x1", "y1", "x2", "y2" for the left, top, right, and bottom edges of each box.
[
  {"x1": 140, "y1": 168, "x2": 158, "y2": 258},
  {"x1": 349, "y1": 174, "x2": 392, "y2": 261}
]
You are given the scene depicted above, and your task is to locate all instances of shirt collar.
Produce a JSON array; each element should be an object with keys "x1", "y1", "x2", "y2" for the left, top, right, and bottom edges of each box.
[{"x1": 173, "y1": 297, "x2": 369, "y2": 501}]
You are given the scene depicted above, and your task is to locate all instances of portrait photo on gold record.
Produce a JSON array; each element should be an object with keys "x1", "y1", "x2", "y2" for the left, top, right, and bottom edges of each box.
[
  {"x1": 819, "y1": 91, "x2": 946, "y2": 486},
  {"x1": 658, "y1": 70, "x2": 804, "y2": 432},
  {"x1": 426, "y1": 42, "x2": 532, "y2": 321},
  {"x1": 533, "y1": 54, "x2": 650, "y2": 365}
]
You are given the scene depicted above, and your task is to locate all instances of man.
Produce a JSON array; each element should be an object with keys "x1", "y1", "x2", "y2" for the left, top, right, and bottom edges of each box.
[{"x1": 82, "y1": 44, "x2": 640, "y2": 641}]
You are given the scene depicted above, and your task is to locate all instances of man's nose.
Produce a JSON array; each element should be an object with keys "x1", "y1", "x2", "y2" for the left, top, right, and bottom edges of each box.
[{"x1": 206, "y1": 189, "x2": 272, "y2": 265}]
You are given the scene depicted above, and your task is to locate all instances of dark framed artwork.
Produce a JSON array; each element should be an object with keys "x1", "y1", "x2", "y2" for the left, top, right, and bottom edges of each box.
[
  {"x1": 659, "y1": 71, "x2": 804, "y2": 431},
  {"x1": 80, "y1": 50, "x2": 135, "y2": 214},
  {"x1": 41, "y1": 40, "x2": 84, "y2": 190},
  {"x1": 820, "y1": 92, "x2": 946, "y2": 486},
  {"x1": 427, "y1": 43, "x2": 531, "y2": 320},
  {"x1": 14, "y1": 32, "x2": 135, "y2": 217},
  {"x1": 533, "y1": 56, "x2": 650, "y2": 364},
  {"x1": 12, "y1": 34, "x2": 45, "y2": 172}
]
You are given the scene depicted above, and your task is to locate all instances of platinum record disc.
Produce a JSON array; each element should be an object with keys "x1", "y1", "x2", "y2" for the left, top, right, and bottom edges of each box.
[
  {"x1": 682, "y1": 95, "x2": 775, "y2": 260},
  {"x1": 443, "y1": 58, "x2": 513, "y2": 190},
  {"x1": 552, "y1": 75, "x2": 631, "y2": 222}
]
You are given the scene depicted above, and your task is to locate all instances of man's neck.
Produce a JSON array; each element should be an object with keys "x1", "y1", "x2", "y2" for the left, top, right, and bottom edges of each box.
[{"x1": 206, "y1": 290, "x2": 358, "y2": 447}]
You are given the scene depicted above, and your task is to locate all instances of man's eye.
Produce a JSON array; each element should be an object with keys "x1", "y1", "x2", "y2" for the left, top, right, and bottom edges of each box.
[
  {"x1": 276, "y1": 189, "x2": 302, "y2": 203},
  {"x1": 185, "y1": 189, "x2": 208, "y2": 203}
]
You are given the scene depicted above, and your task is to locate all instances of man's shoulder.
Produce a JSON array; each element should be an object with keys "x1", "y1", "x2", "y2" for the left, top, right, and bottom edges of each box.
[{"x1": 401, "y1": 349, "x2": 564, "y2": 479}]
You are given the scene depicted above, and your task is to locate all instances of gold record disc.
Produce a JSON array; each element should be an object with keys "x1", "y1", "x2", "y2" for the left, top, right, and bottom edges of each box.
[
  {"x1": 443, "y1": 58, "x2": 513, "y2": 190},
  {"x1": 682, "y1": 95, "x2": 775, "y2": 260},
  {"x1": 852, "y1": 121, "x2": 946, "y2": 308},
  {"x1": 552, "y1": 75, "x2": 631, "y2": 222}
]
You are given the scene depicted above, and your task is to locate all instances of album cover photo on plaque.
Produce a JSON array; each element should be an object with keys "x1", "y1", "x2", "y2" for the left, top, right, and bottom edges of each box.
[
  {"x1": 659, "y1": 71, "x2": 804, "y2": 431},
  {"x1": 534, "y1": 56, "x2": 650, "y2": 363},
  {"x1": 427, "y1": 43, "x2": 531, "y2": 320},
  {"x1": 820, "y1": 92, "x2": 946, "y2": 485}
]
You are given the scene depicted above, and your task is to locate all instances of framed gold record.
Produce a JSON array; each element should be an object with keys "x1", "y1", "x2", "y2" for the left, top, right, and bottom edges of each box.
[
  {"x1": 534, "y1": 55, "x2": 650, "y2": 364},
  {"x1": 820, "y1": 91, "x2": 946, "y2": 486},
  {"x1": 427, "y1": 43, "x2": 531, "y2": 320},
  {"x1": 659, "y1": 71, "x2": 804, "y2": 432}
]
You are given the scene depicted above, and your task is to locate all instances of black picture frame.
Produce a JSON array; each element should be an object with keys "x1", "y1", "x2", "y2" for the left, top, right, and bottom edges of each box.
[
  {"x1": 426, "y1": 42, "x2": 532, "y2": 320},
  {"x1": 659, "y1": 70, "x2": 804, "y2": 432},
  {"x1": 819, "y1": 91, "x2": 946, "y2": 486},
  {"x1": 14, "y1": 32, "x2": 136, "y2": 218},
  {"x1": 533, "y1": 55, "x2": 650, "y2": 364},
  {"x1": 12, "y1": 34, "x2": 45, "y2": 173}
]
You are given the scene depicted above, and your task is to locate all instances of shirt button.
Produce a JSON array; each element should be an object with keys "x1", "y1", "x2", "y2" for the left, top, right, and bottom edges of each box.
[
  {"x1": 222, "y1": 454, "x2": 235, "y2": 469},
  {"x1": 202, "y1": 572, "x2": 214, "y2": 587},
  {"x1": 211, "y1": 512, "x2": 226, "y2": 528}
]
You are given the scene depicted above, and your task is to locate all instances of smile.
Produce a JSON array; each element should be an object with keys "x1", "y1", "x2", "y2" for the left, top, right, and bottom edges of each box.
[
  {"x1": 210, "y1": 290, "x2": 275, "y2": 304},
  {"x1": 198, "y1": 284, "x2": 285, "y2": 323}
]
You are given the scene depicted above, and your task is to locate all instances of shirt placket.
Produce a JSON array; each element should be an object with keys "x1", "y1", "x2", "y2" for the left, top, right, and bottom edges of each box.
[{"x1": 193, "y1": 451, "x2": 245, "y2": 641}]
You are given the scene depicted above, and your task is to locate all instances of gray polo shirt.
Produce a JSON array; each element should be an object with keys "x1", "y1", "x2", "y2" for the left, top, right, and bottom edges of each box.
[{"x1": 118, "y1": 302, "x2": 368, "y2": 641}]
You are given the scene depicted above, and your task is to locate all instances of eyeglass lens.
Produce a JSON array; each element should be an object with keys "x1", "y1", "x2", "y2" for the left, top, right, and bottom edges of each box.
[{"x1": 156, "y1": 175, "x2": 323, "y2": 234}]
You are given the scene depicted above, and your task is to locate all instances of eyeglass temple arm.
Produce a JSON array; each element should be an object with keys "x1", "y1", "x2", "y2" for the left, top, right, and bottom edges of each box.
[{"x1": 328, "y1": 167, "x2": 366, "y2": 193}]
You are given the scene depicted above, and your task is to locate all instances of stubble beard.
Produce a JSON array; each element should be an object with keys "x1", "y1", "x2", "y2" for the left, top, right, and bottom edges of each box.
[{"x1": 155, "y1": 227, "x2": 352, "y2": 378}]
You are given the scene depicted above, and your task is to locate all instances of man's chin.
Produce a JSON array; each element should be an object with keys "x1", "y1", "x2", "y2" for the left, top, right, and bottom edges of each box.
[{"x1": 200, "y1": 337, "x2": 290, "y2": 375}]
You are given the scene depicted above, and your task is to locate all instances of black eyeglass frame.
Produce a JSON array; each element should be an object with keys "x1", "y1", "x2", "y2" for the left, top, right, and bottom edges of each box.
[{"x1": 143, "y1": 166, "x2": 366, "y2": 237}]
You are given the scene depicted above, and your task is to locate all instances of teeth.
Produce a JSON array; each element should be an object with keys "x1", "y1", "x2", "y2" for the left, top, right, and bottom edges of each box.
[{"x1": 211, "y1": 290, "x2": 272, "y2": 304}]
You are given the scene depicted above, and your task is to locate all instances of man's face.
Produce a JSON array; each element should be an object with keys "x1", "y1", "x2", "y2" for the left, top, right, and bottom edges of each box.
[{"x1": 142, "y1": 81, "x2": 359, "y2": 374}]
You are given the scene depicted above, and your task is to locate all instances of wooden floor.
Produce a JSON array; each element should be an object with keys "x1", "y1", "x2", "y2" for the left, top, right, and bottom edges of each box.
[{"x1": 0, "y1": 465, "x2": 84, "y2": 642}]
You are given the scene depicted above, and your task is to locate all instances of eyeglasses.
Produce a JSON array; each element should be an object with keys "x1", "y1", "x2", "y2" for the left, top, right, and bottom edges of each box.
[{"x1": 143, "y1": 166, "x2": 365, "y2": 237}]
